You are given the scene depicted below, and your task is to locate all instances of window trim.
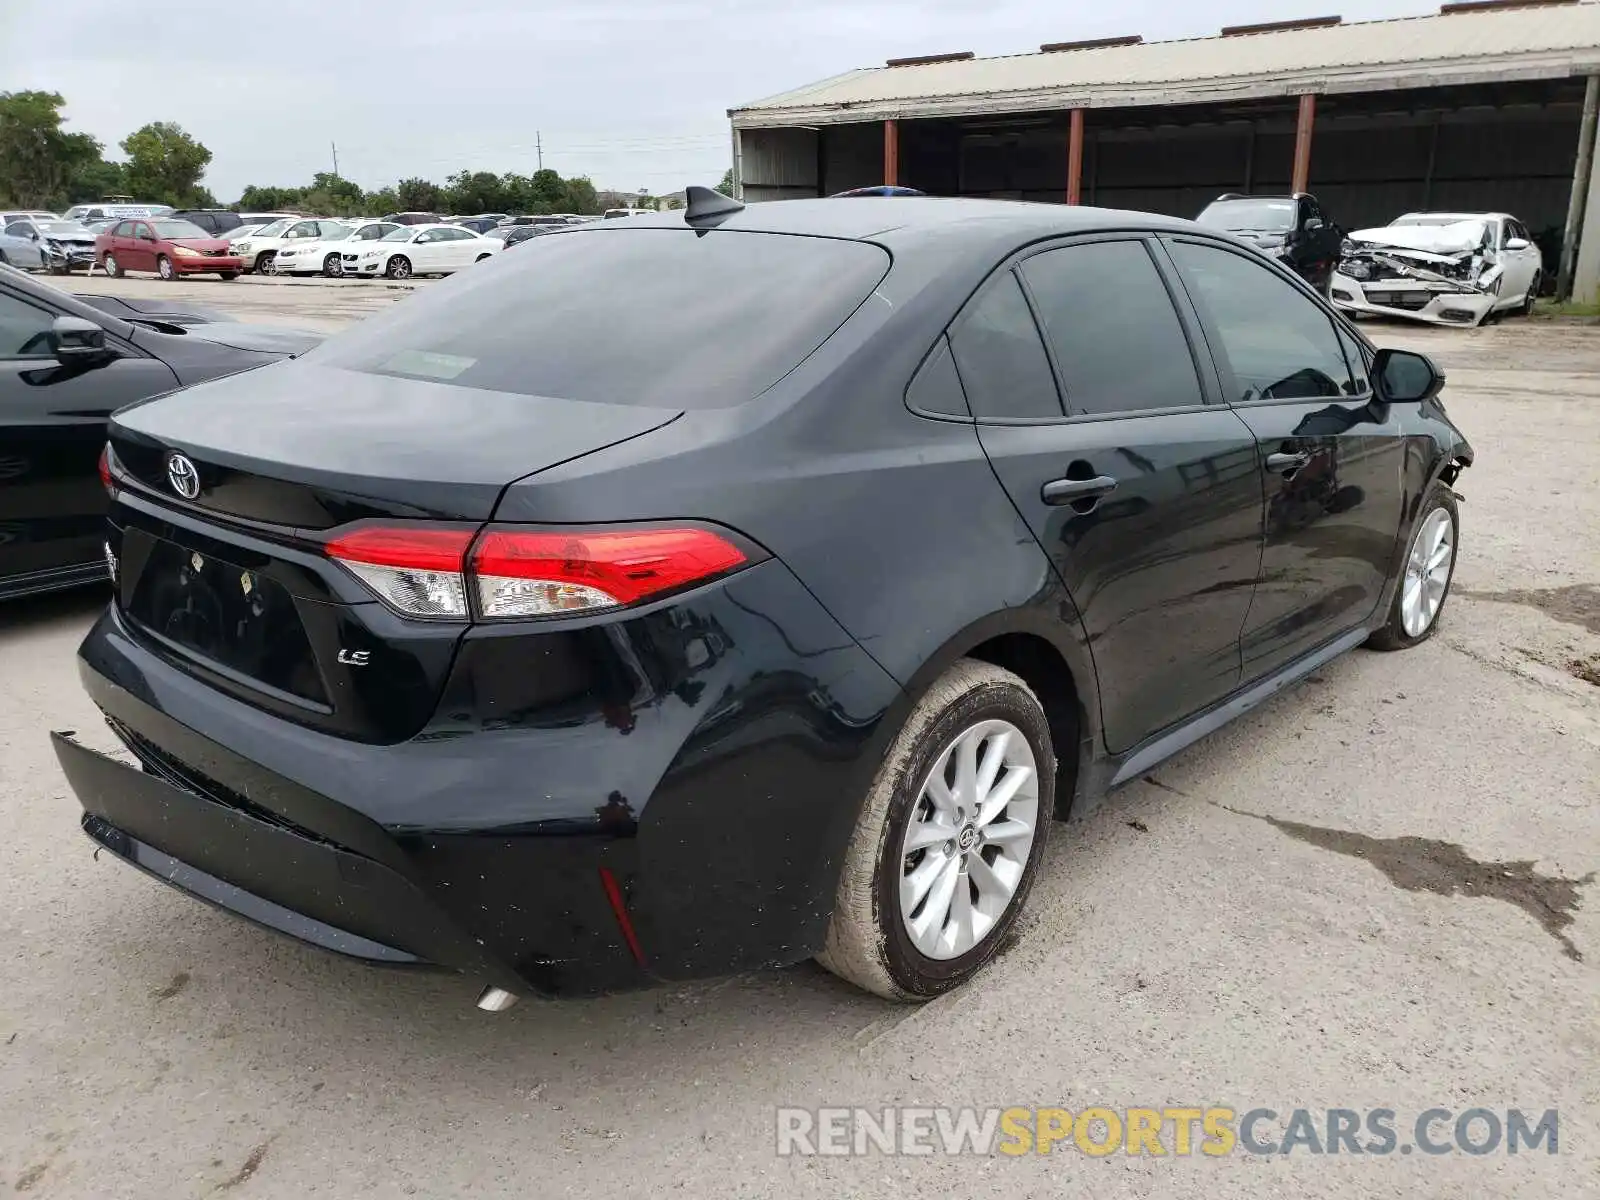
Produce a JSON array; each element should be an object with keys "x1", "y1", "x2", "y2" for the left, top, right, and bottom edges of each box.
[
  {"x1": 903, "y1": 332, "x2": 972, "y2": 422},
  {"x1": 947, "y1": 267, "x2": 1067, "y2": 424},
  {"x1": 1161, "y1": 232, "x2": 1371, "y2": 411}
]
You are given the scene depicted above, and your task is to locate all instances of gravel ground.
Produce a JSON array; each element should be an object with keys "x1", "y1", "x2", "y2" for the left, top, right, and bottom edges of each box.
[{"x1": 1, "y1": 279, "x2": 1596, "y2": 1199}]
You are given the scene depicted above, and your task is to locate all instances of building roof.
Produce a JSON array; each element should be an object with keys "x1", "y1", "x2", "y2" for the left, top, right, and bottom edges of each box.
[{"x1": 730, "y1": 2, "x2": 1600, "y2": 127}]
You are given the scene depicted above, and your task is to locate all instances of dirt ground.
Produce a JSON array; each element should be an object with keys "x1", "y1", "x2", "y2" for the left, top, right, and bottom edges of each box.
[{"x1": 1, "y1": 277, "x2": 1596, "y2": 1199}]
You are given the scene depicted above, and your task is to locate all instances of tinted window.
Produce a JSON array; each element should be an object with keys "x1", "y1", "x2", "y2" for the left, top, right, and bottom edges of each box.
[
  {"x1": 949, "y1": 272, "x2": 1061, "y2": 420},
  {"x1": 1021, "y1": 241, "x2": 1203, "y2": 416},
  {"x1": 308, "y1": 229, "x2": 890, "y2": 408},
  {"x1": 1335, "y1": 324, "x2": 1370, "y2": 395},
  {"x1": 1170, "y1": 241, "x2": 1353, "y2": 402},
  {"x1": 4, "y1": 223, "x2": 29, "y2": 238},
  {"x1": 906, "y1": 336, "x2": 968, "y2": 418},
  {"x1": 0, "y1": 292, "x2": 55, "y2": 358}
]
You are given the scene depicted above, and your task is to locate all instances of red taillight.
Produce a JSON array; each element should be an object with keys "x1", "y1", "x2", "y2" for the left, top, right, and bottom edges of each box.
[
  {"x1": 323, "y1": 523, "x2": 749, "y2": 621},
  {"x1": 98, "y1": 444, "x2": 114, "y2": 495},
  {"x1": 471, "y1": 527, "x2": 747, "y2": 618},
  {"x1": 324, "y1": 525, "x2": 476, "y2": 620}
]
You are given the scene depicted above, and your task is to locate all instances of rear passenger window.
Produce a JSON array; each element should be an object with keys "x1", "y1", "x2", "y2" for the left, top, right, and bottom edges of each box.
[
  {"x1": 1021, "y1": 241, "x2": 1204, "y2": 416},
  {"x1": 906, "y1": 336, "x2": 969, "y2": 418},
  {"x1": 949, "y1": 272, "x2": 1061, "y2": 420},
  {"x1": 1170, "y1": 240, "x2": 1354, "y2": 402}
]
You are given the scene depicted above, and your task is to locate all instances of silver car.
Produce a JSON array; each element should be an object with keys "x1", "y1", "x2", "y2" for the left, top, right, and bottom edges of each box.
[{"x1": 0, "y1": 218, "x2": 99, "y2": 274}]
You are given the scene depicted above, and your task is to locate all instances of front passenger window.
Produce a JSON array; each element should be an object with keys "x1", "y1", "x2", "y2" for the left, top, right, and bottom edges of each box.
[
  {"x1": 1169, "y1": 240, "x2": 1354, "y2": 402},
  {"x1": 0, "y1": 293, "x2": 56, "y2": 359}
]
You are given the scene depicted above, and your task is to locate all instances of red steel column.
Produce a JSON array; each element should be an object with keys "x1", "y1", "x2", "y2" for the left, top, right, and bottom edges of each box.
[
  {"x1": 1067, "y1": 109, "x2": 1085, "y2": 204},
  {"x1": 1291, "y1": 93, "x2": 1316, "y2": 194},
  {"x1": 884, "y1": 119, "x2": 900, "y2": 186}
]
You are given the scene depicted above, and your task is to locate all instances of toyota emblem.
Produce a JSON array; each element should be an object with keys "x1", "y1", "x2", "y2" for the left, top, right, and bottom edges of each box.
[{"x1": 166, "y1": 452, "x2": 200, "y2": 500}]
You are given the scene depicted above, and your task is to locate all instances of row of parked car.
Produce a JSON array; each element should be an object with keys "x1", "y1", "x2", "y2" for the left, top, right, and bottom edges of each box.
[
  {"x1": 1193, "y1": 191, "x2": 1546, "y2": 326},
  {"x1": 0, "y1": 204, "x2": 611, "y2": 282}
]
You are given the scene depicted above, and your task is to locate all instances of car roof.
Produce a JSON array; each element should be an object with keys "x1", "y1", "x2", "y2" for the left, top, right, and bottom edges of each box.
[
  {"x1": 1397, "y1": 211, "x2": 1507, "y2": 221},
  {"x1": 609, "y1": 197, "x2": 1202, "y2": 244}
]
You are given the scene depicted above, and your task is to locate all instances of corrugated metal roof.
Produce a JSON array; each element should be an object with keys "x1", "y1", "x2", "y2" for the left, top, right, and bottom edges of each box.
[{"x1": 731, "y1": 2, "x2": 1600, "y2": 126}]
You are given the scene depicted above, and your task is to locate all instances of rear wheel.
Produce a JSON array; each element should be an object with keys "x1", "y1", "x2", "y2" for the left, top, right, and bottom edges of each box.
[
  {"x1": 103, "y1": 252, "x2": 121, "y2": 278},
  {"x1": 818, "y1": 660, "x2": 1054, "y2": 1001},
  {"x1": 156, "y1": 255, "x2": 175, "y2": 281},
  {"x1": 386, "y1": 255, "x2": 412, "y2": 280},
  {"x1": 218, "y1": 271, "x2": 238, "y2": 281},
  {"x1": 1367, "y1": 483, "x2": 1459, "y2": 651}
]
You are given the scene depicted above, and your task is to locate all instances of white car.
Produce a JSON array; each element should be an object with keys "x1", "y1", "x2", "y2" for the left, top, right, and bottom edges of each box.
[
  {"x1": 347, "y1": 223, "x2": 500, "y2": 280},
  {"x1": 232, "y1": 218, "x2": 350, "y2": 274},
  {"x1": 275, "y1": 220, "x2": 402, "y2": 277},
  {"x1": 1331, "y1": 211, "x2": 1544, "y2": 326}
]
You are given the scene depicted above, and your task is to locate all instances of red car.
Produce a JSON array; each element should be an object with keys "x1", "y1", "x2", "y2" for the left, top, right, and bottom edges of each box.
[{"x1": 95, "y1": 217, "x2": 242, "y2": 281}]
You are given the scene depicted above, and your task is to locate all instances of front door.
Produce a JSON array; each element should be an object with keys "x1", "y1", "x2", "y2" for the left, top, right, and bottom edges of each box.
[
  {"x1": 1165, "y1": 237, "x2": 1406, "y2": 679},
  {"x1": 956, "y1": 236, "x2": 1264, "y2": 755},
  {"x1": 129, "y1": 222, "x2": 158, "y2": 272},
  {"x1": 0, "y1": 284, "x2": 179, "y2": 589}
]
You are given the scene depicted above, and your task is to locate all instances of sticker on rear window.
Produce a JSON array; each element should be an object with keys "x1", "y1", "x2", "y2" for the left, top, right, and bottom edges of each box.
[{"x1": 377, "y1": 349, "x2": 477, "y2": 380}]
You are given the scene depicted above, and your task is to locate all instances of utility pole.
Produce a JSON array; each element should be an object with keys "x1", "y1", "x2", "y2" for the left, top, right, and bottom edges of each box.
[
  {"x1": 537, "y1": 131, "x2": 543, "y2": 172},
  {"x1": 331, "y1": 141, "x2": 339, "y2": 177}
]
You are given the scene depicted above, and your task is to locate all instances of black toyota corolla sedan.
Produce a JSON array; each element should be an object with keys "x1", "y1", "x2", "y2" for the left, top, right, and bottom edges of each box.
[
  {"x1": 53, "y1": 192, "x2": 1472, "y2": 1007},
  {"x1": 1, "y1": 266, "x2": 322, "y2": 600}
]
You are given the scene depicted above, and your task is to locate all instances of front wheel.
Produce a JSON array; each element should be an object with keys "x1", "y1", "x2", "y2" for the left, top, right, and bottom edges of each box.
[
  {"x1": 1519, "y1": 272, "x2": 1542, "y2": 317},
  {"x1": 323, "y1": 253, "x2": 344, "y2": 277},
  {"x1": 156, "y1": 255, "x2": 175, "y2": 281},
  {"x1": 818, "y1": 659, "x2": 1055, "y2": 1001},
  {"x1": 385, "y1": 255, "x2": 412, "y2": 280},
  {"x1": 1367, "y1": 483, "x2": 1460, "y2": 651},
  {"x1": 256, "y1": 251, "x2": 275, "y2": 276}
]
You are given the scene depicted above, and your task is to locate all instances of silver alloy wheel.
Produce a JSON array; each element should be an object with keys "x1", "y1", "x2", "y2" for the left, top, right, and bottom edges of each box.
[
  {"x1": 1401, "y1": 507, "x2": 1454, "y2": 637},
  {"x1": 324, "y1": 252, "x2": 343, "y2": 277},
  {"x1": 898, "y1": 718, "x2": 1039, "y2": 960},
  {"x1": 103, "y1": 253, "x2": 116, "y2": 277},
  {"x1": 157, "y1": 256, "x2": 173, "y2": 280},
  {"x1": 388, "y1": 256, "x2": 410, "y2": 279}
]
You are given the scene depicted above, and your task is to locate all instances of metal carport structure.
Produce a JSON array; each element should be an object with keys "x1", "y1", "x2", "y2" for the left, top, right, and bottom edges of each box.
[{"x1": 728, "y1": 0, "x2": 1600, "y2": 300}]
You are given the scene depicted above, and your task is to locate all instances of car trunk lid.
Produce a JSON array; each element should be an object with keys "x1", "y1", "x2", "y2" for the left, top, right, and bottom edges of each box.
[{"x1": 104, "y1": 362, "x2": 681, "y2": 742}]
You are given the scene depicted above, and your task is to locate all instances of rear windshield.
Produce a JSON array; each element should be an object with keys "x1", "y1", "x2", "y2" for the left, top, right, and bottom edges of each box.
[{"x1": 307, "y1": 229, "x2": 890, "y2": 408}]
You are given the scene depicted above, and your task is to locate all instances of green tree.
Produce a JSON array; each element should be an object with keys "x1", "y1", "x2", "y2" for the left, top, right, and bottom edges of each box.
[
  {"x1": 237, "y1": 184, "x2": 304, "y2": 211},
  {"x1": 364, "y1": 186, "x2": 400, "y2": 216},
  {"x1": 562, "y1": 175, "x2": 600, "y2": 215},
  {"x1": 64, "y1": 155, "x2": 124, "y2": 205},
  {"x1": 0, "y1": 91, "x2": 105, "y2": 208},
  {"x1": 119, "y1": 121, "x2": 213, "y2": 207},
  {"x1": 444, "y1": 169, "x2": 508, "y2": 215},
  {"x1": 395, "y1": 176, "x2": 443, "y2": 211},
  {"x1": 718, "y1": 169, "x2": 735, "y2": 196},
  {"x1": 301, "y1": 172, "x2": 366, "y2": 216}
]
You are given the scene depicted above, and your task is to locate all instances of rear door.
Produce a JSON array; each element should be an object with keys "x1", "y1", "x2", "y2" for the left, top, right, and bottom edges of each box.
[
  {"x1": 961, "y1": 235, "x2": 1264, "y2": 755},
  {"x1": 1165, "y1": 236, "x2": 1405, "y2": 680},
  {"x1": 0, "y1": 283, "x2": 178, "y2": 589}
]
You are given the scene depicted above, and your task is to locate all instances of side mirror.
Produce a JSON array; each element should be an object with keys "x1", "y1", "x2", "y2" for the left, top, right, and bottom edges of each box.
[
  {"x1": 1306, "y1": 218, "x2": 1325, "y2": 231},
  {"x1": 1505, "y1": 237, "x2": 1530, "y2": 251},
  {"x1": 27, "y1": 230, "x2": 40, "y2": 242},
  {"x1": 1372, "y1": 348, "x2": 1444, "y2": 404},
  {"x1": 50, "y1": 315, "x2": 114, "y2": 366}
]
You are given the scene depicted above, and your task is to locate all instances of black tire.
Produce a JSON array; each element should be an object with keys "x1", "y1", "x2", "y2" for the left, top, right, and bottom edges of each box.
[
  {"x1": 1367, "y1": 482, "x2": 1460, "y2": 652},
  {"x1": 322, "y1": 253, "x2": 343, "y2": 278},
  {"x1": 475, "y1": 253, "x2": 491, "y2": 262},
  {"x1": 156, "y1": 255, "x2": 175, "y2": 281},
  {"x1": 1519, "y1": 272, "x2": 1541, "y2": 317},
  {"x1": 102, "y1": 252, "x2": 121, "y2": 278},
  {"x1": 817, "y1": 659, "x2": 1056, "y2": 1001},
  {"x1": 0, "y1": 250, "x2": 8, "y2": 266},
  {"x1": 256, "y1": 251, "x2": 275, "y2": 276},
  {"x1": 218, "y1": 271, "x2": 238, "y2": 281},
  {"x1": 386, "y1": 255, "x2": 412, "y2": 280}
]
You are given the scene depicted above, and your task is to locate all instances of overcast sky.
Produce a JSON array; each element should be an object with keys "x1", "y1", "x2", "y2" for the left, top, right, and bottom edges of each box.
[{"x1": 3, "y1": 0, "x2": 1441, "y2": 202}]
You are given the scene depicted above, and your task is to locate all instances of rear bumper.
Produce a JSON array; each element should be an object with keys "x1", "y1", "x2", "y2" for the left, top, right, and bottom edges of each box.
[{"x1": 60, "y1": 560, "x2": 902, "y2": 995}]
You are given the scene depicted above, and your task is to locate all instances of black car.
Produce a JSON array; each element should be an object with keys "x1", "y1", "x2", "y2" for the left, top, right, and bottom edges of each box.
[
  {"x1": 499, "y1": 224, "x2": 560, "y2": 247},
  {"x1": 170, "y1": 209, "x2": 245, "y2": 237},
  {"x1": 449, "y1": 217, "x2": 503, "y2": 235},
  {"x1": 1196, "y1": 193, "x2": 1344, "y2": 290},
  {"x1": 52, "y1": 194, "x2": 1472, "y2": 1008},
  {"x1": 0, "y1": 266, "x2": 322, "y2": 600}
]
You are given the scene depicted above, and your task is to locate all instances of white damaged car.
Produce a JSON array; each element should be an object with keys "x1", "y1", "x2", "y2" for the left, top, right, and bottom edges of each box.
[{"x1": 1330, "y1": 212, "x2": 1543, "y2": 326}]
